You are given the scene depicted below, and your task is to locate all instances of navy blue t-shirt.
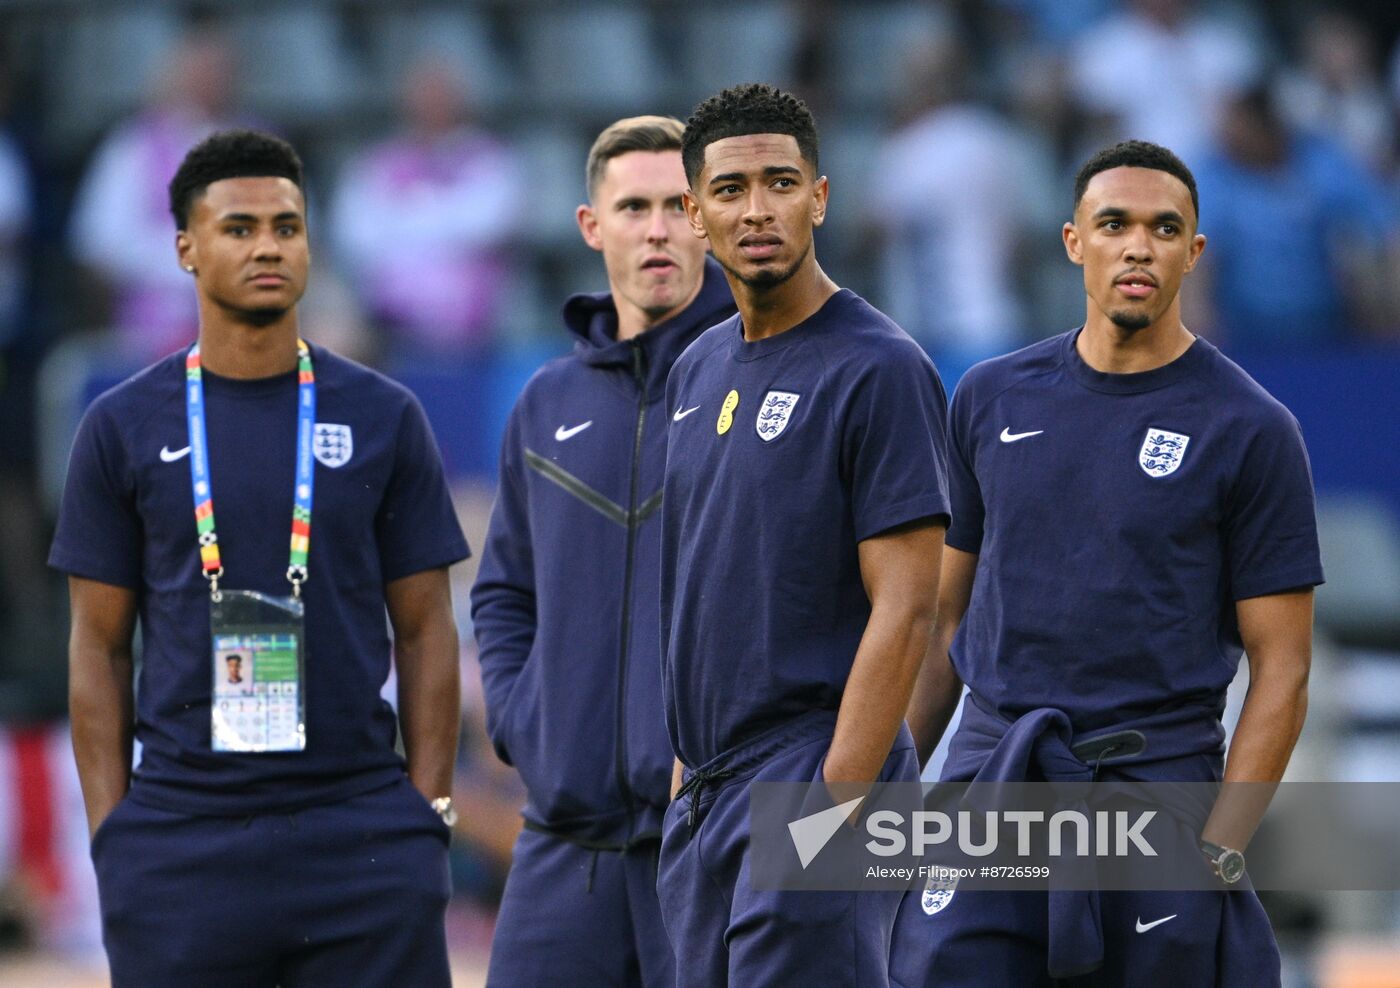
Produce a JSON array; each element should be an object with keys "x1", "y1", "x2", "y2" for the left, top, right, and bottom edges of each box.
[
  {"x1": 947, "y1": 330, "x2": 1324, "y2": 731},
  {"x1": 49, "y1": 344, "x2": 469, "y2": 814},
  {"x1": 662, "y1": 290, "x2": 951, "y2": 768}
]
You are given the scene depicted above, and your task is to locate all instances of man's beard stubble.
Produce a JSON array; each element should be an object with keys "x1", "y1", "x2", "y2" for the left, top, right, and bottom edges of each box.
[
  {"x1": 213, "y1": 292, "x2": 295, "y2": 328},
  {"x1": 242, "y1": 307, "x2": 289, "y2": 327},
  {"x1": 1108, "y1": 309, "x2": 1152, "y2": 332},
  {"x1": 718, "y1": 239, "x2": 812, "y2": 292}
]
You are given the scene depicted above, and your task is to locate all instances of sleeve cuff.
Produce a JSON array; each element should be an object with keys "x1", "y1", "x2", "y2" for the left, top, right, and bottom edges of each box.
[
  {"x1": 854, "y1": 493, "x2": 952, "y2": 543},
  {"x1": 945, "y1": 529, "x2": 983, "y2": 555},
  {"x1": 1231, "y1": 565, "x2": 1326, "y2": 602},
  {"x1": 381, "y1": 539, "x2": 472, "y2": 585},
  {"x1": 47, "y1": 552, "x2": 140, "y2": 590}
]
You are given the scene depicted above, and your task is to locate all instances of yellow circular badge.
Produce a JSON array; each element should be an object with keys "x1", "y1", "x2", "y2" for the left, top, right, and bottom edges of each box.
[{"x1": 716, "y1": 389, "x2": 740, "y2": 435}]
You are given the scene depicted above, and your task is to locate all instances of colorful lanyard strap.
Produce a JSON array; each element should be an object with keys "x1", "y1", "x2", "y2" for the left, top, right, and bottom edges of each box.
[{"x1": 185, "y1": 340, "x2": 316, "y2": 600}]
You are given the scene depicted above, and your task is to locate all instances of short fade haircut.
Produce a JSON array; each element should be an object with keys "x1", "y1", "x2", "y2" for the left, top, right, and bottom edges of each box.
[
  {"x1": 168, "y1": 129, "x2": 305, "y2": 230},
  {"x1": 681, "y1": 83, "x2": 819, "y2": 185},
  {"x1": 1073, "y1": 139, "x2": 1199, "y2": 222},
  {"x1": 585, "y1": 115, "x2": 685, "y2": 199}
]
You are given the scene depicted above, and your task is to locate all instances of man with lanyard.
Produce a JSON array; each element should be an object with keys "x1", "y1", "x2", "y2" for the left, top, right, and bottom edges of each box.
[
  {"x1": 472, "y1": 115, "x2": 735, "y2": 986},
  {"x1": 659, "y1": 84, "x2": 950, "y2": 986},
  {"x1": 890, "y1": 140, "x2": 1324, "y2": 986},
  {"x1": 51, "y1": 130, "x2": 469, "y2": 987}
]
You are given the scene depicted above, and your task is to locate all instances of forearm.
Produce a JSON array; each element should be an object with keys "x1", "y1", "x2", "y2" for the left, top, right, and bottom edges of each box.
[
  {"x1": 69, "y1": 642, "x2": 135, "y2": 840},
  {"x1": 907, "y1": 641, "x2": 963, "y2": 768},
  {"x1": 908, "y1": 546, "x2": 976, "y2": 768},
  {"x1": 825, "y1": 604, "x2": 933, "y2": 788},
  {"x1": 1202, "y1": 667, "x2": 1308, "y2": 850},
  {"x1": 396, "y1": 622, "x2": 462, "y2": 799},
  {"x1": 1205, "y1": 589, "x2": 1315, "y2": 851},
  {"x1": 671, "y1": 757, "x2": 685, "y2": 800}
]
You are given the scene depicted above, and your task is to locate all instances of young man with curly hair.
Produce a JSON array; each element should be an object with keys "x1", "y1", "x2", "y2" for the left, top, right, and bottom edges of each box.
[{"x1": 657, "y1": 84, "x2": 951, "y2": 986}]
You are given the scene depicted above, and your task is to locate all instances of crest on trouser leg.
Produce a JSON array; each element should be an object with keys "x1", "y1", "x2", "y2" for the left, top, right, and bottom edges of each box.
[{"x1": 922, "y1": 874, "x2": 958, "y2": 916}]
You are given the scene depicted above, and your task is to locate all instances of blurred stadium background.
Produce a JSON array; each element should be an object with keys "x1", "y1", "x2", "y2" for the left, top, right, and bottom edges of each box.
[{"x1": 0, "y1": 0, "x2": 1397, "y2": 985}]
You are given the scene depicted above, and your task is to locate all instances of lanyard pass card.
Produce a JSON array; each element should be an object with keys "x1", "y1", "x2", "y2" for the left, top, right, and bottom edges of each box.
[
  {"x1": 210, "y1": 590, "x2": 307, "y2": 752},
  {"x1": 187, "y1": 341, "x2": 315, "y2": 753}
]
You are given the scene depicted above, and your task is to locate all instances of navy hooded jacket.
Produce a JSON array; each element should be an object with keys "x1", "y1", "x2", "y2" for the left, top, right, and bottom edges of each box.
[{"x1": 471, "y1": 258, "x2": 735, "y2": 845}]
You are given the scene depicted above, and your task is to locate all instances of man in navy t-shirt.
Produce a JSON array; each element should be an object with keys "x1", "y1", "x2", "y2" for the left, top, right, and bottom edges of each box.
[
  {"x1": 659, "y1": 84, "x2": 951, "y2": 986},
  {"x1": 50, "y1": 131, "x2": 469, "y2": 987},
  {"x1": 891, "y1": 141, "x2": 1324, "y2": 986},
  {"x1": 471, "y1": 115, "x2": 735, "y2": 987}
]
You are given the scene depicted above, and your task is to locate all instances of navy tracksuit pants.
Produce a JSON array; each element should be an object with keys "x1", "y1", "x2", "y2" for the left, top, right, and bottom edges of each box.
[
  {"x1": 658, "y1": 710, "x2": 920, "y2": 987},
  {"x1": 889, "y1": 886, "x2": 1281, "y2": 987},
  {"x1": 889, "y1": 698, "x2": 1282, "y2": 986},
  {"x1": 90, "y1": 777, "x2": 452, "y2": 987},
  {"x1": 487, "y1": 826, "x2": 675, "y2": 986}
]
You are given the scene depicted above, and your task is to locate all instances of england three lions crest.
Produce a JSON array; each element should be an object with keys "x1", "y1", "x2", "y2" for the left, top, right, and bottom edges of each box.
[
  {"x1": 1139, "y1": 428, "x2": 1190, "y2": 477},
  {"x1": 313, "y1": 423, "x2": 353, "y2": 468},
  {"x1": 756, "y1": 391, "x2": 800, "y2": 442},
  {"x1": 921, "y1": 874, "x2": 958, "y2": 916}
]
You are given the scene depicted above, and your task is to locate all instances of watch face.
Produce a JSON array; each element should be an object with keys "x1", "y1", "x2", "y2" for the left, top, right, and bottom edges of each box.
[{"x1": 1219, "y1": 850, "x2": 1246, "y2": 884}]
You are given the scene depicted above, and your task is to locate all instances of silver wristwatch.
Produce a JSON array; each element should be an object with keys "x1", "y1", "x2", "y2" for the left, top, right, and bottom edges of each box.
[
  {"x1": 1199, "y1": 839, "x2": 1245, "y2": 884},
  {"x1": 430, "y1": 796, "x2": 458, "y2": 827}
]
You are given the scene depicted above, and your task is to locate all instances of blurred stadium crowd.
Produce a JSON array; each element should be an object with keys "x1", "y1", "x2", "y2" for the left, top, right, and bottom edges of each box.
[{"x1": 0, "y1": 0, "x2": 1399, "y2": 982}]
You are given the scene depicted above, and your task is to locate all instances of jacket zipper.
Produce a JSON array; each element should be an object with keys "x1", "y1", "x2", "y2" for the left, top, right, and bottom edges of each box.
[{"x1": 614, "y1": 342, "x2": 647, "y2": 824}]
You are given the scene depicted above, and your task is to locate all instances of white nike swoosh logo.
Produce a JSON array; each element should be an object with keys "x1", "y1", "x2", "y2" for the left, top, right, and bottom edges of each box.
[
  {"x1": 673, "y1": 406, "x2": 701, "y2": 422},
  {"x1": 554, "y1": 421, "x2": 593, "y2": 441},
  {"x1": 999, "y1": 428, "x2": 1044, "y2": 443},
  {"x1": 160, "y1": 445, "x2": 192, "y2": 462},
  {"x1": 1135, "y1": 914, "x2": 1177, "y2": 933}
]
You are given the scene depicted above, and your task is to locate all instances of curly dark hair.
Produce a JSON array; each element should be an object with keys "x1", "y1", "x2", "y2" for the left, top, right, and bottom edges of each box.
[
  {"x1": 1072, "y1": 139, "x2": 1199, "y2": 222},
  {"x1": 681, "y1": 83, "x2": 819, "y2": 185},
  {"x1": 168, "y1": 129, "x2": 305, "y2": 230}
]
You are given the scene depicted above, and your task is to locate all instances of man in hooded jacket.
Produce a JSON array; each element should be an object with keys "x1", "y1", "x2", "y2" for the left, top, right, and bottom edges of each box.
[{"x1": 471, "y1": 115, "x2": 735, "y2": 987}]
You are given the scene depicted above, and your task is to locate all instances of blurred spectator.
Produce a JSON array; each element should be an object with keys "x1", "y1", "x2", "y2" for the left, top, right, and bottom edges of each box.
[
  {"x1": 989, "y1": 0, "x2": 1113, "y2": 46},
  {"x1": 331, "y1": 59, "x2": 522, "y2": 361},
  {"x1": 0, "y1": 724, "x2": 103, "y2": 964},
  {"x1": 0, "y1": 127, "x2": 28, "y2": 351},
  {"x1": 1069, "y1": 0, "x2": 1263, "y2": 163},
  {"x1": 870, "y1": 36, "x2": 1055, "y2": 376},
  {"x1": 1277, "y1": 10, "x2": 1394, "y2": 176},
  {"x1": 1191, "y1": 86, "x2": 1400, "y2": 349},
  {"x1": 298, "y1": 261, "x2": 379, "y2": 369},
  {"x1": 0, "y1": 101, "x2": 42, "y2": 705},
  {"x1": 67, "y1": 29, "x2": 244, "y2": 361},
  {"x1": 1002, "y1": 49, "x2": 1101, "y2": 334},
  {"x1": 0, "y1": 101, "x2": 33, "y2": 524}
]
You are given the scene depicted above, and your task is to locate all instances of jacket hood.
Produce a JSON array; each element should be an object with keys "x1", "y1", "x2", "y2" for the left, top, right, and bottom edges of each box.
[{"x1": 561, "y1": 257, "x2": 735, "y2": 399}]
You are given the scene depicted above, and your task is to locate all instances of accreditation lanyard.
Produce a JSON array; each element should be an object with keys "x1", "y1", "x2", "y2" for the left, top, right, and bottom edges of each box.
[{"x1": 185, "y1": 340, "x2": 316, "y2": 600}]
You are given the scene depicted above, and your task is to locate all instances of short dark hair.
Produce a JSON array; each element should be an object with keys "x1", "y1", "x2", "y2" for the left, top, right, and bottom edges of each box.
[
  {"x1": 586, "y1": 115, "x2": 685, "y2": 198},
  {"x1": 1072, "y1": 139, "x2": 1199, "y2": 222},
  {"x1": 681, "y1": 83, "x2": 819, "y2": 185},
  {"x1": 168, "y1": 129, "x2": 304, "y2": 230},
  {"x1": 226, "y1": 654, "x2": 242, "y2": 663}
]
